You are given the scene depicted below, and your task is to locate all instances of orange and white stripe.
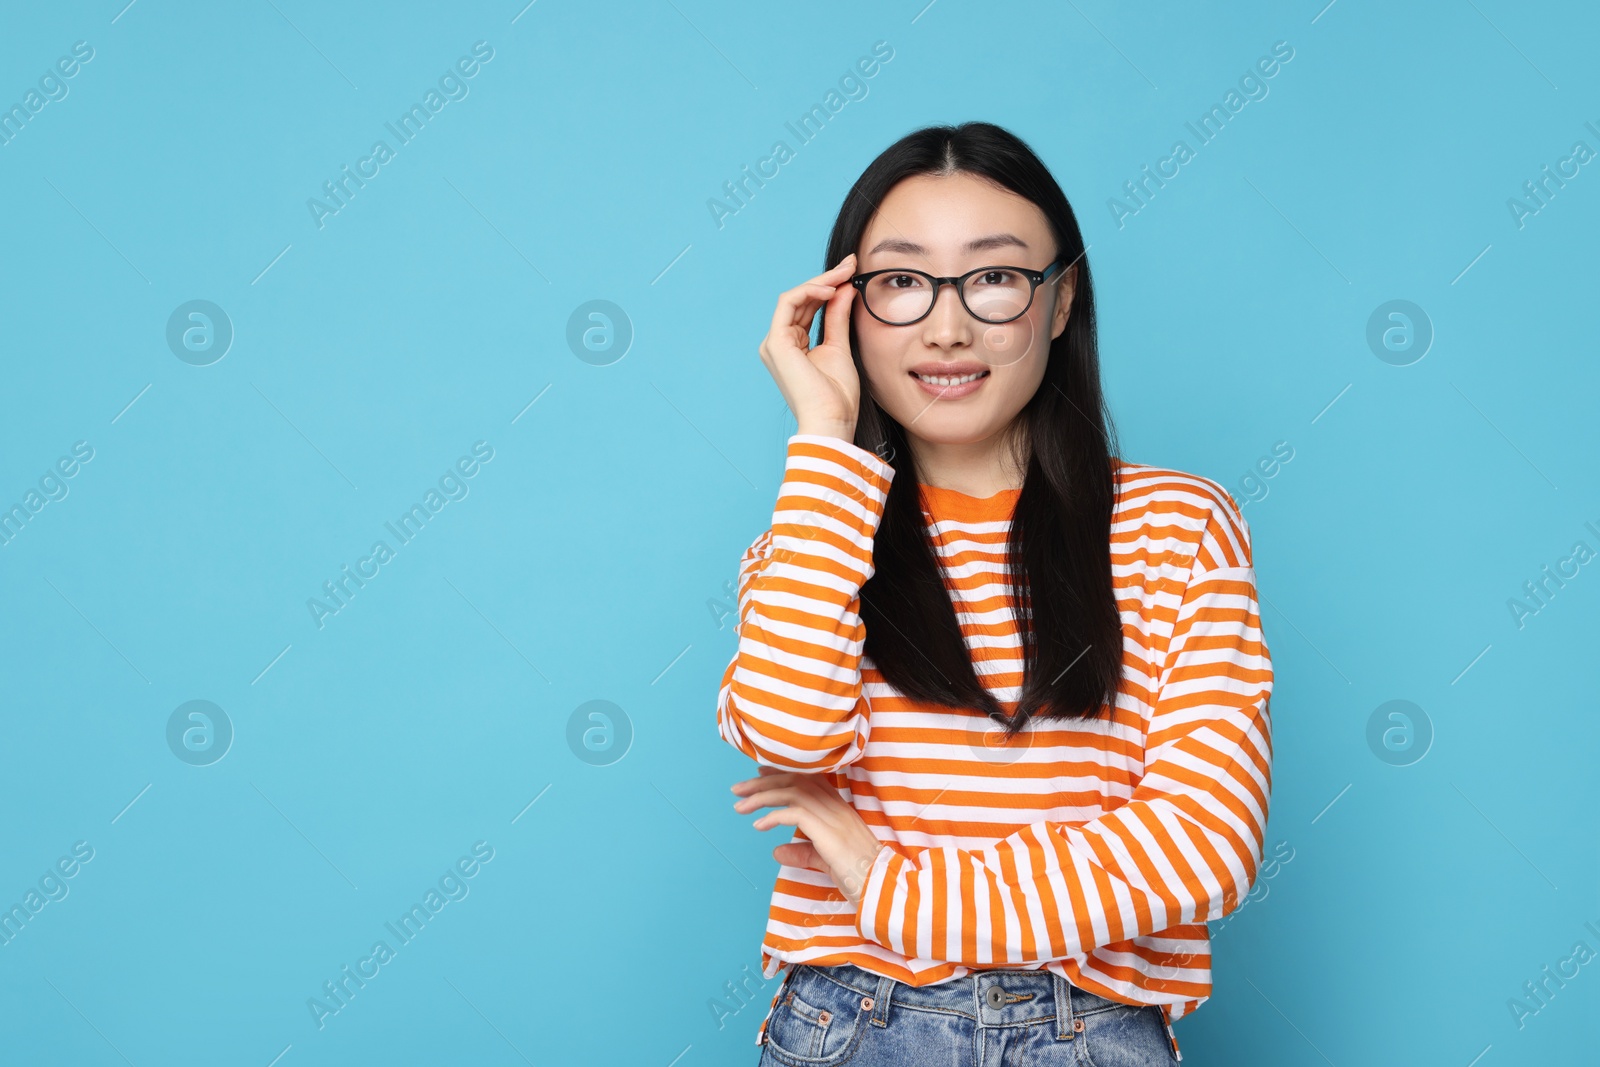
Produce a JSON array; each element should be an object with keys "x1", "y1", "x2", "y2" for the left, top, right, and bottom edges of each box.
[{"x1": 717, "y1": 433, "x2": 1274, "y2": 1044}]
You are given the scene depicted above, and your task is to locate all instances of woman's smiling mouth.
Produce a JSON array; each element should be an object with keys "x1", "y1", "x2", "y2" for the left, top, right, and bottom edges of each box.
[{"x1": 909, "y1": 366, "x2": 991, "y2": 398}]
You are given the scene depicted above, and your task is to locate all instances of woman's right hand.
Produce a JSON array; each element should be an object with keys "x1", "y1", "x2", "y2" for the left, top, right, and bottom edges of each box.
[{"x1": 759, "y1": 253, "x2": 861, "y2": 440}]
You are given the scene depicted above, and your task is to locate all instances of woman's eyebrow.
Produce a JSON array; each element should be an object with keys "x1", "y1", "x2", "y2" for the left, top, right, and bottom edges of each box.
[{"x1": 866, "y1": 233, "x2": 1030, "y2": 256}]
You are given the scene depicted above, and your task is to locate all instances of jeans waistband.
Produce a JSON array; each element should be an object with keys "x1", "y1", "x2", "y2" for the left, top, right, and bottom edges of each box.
[{"x1": 792, "y1": 960, "x2": 1128, "y2": 1032}]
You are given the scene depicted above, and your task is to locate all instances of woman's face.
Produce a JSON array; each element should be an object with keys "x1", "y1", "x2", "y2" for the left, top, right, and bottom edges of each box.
[{"x1": 852, "y1": 171, "x2": 1075, "y2": 452}]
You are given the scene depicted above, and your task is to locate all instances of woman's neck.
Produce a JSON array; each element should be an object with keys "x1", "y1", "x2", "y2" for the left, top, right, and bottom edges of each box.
[{"x1": 907, "y1": 425, "x2": 1029, "y2": 498}]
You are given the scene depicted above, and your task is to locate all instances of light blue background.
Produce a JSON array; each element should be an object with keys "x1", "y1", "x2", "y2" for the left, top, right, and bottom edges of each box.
[{"x1": 2, "y1": 1, "x2": 1596, "y2": 1064}]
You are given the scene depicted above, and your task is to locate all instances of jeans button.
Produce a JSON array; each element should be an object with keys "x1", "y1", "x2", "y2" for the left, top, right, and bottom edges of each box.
[{"x1": 986, "y1": 986, "x2": 1006, "y2": 1009}]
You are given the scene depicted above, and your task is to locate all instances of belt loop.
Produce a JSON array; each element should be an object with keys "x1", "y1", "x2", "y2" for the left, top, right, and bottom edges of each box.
[
  {"x1": 870, "y1": 972, "x2": 895, "y2": 1028},
  {"x1": 1052, "y1": 970, "x2": 1077, "y2": 1041}
]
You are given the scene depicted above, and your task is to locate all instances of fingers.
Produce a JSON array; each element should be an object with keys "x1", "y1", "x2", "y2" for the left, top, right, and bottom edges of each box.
[
  {"x1": 733, "y1": 769, "x2": 836, "y2": 800},
  {"x1": 810, "y1": 252, "x2": 856, "y2": 288},
  {"x1": 803, "y1": 256, "x2": 858, "y2": 335},
  {"x1": 731, "y1": 766, "x2": 817, "y2": 791},
  {"x1": 731, "y1": 769, "x2": 788, "y2": 794},
  {"x1": 819, "y1": 278, "x2": 856, "y2": 348},
  {"x1": 737, "y1": 779, "x2": 849, "y2": 833},
  {"x1": 763, "y1": 255, "x2": 859, "y2": 358},
  {"x1": 736, "y1": 785, "x2": 814, "y2": 817},
  {"x1": 767, "y1": 283, "x2": 832, "y2": 347},
  {"x1": 773, "y1": 841, "x2": 825, "y2": 871},
  {"x1": 751, "y1": 804, "x2": 805, "y2": 832},
  {"x1": 787, "y1": 283, "x2": 842, "y2": 325}
]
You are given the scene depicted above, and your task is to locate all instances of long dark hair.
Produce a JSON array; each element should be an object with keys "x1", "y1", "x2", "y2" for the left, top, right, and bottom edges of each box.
[{"x1": 820, "y1": 121, "x2": 1124, "y2": 737}]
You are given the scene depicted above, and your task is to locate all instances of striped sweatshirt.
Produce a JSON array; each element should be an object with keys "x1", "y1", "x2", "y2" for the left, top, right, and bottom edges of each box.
[{"x1": 716, "y1": 433, "x2": 1274, "y2": 1043}]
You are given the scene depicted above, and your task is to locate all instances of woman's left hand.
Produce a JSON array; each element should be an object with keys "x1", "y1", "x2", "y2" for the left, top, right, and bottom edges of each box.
[{"x1": 732, "y1": 766, "x2": 885, "y2": 912}]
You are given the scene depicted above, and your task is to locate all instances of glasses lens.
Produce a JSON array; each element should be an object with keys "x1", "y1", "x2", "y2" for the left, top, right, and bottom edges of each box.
[
  {"x1": 862, "y1": 271, "x2": 934, "y2": 325},
  {"x1": 961, "y1": 268, "x2": 1033, "y2": 323}
]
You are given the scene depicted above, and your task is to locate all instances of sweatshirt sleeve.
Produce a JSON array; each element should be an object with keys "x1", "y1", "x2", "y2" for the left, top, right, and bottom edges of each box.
[
  {"x1": 851, "y1": 493, "x2": 1274, "y2": 963},
  {"x1": 715, "y1": 433, "x2": 896, "y2": 772}
]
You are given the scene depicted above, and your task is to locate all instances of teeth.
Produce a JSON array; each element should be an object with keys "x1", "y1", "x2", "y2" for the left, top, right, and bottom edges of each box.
[{"x1": 914, "y1": 371, "x2": 987, "y2": 386}]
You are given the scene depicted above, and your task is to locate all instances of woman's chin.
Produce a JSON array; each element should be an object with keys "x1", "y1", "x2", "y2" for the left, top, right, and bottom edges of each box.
[{"x1": 888, "y1": 410, "x2": 1004, "y2": 448}]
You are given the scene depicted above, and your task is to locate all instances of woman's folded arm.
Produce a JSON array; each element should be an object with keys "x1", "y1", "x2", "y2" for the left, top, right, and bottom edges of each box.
[{"x1": 851, "y1": 499, "x2": 1274, "y2": 964}]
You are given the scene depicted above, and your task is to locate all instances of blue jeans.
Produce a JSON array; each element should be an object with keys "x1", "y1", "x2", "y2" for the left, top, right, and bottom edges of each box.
[{"x1": 757, "y1": 961, "x2": 1181, "y2": 1066}]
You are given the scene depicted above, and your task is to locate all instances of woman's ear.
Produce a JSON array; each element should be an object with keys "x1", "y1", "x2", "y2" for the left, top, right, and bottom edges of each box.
[{"x1": 1049, "y1": 264, "x2": 1077, "y2": 340}]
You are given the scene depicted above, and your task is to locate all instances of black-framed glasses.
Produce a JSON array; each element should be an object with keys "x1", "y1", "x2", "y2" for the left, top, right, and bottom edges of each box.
[{"x1": 850, "y1": 256, "x2": 1071, "y2": 326}]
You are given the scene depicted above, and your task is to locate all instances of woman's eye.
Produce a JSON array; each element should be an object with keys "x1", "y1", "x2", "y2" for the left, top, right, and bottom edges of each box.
[
  {"x1": 977, "y1": 270, "x2": 1016, "y2": 286},
  {"x1": 886, "y1": 274, "x2": 922, "y2": 289}
]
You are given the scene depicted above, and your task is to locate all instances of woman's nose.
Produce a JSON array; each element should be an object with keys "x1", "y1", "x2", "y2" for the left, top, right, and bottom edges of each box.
[{"x1": 921, "y1": 284, "x2": 972, "y2": 343}]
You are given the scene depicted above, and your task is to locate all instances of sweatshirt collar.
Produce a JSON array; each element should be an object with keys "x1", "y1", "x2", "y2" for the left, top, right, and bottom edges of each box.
[{"x1": 918, "y1": 482, "x2": 1021, "y2": 524}]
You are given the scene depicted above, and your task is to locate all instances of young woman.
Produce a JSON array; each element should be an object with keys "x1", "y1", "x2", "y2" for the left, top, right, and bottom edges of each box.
[{"x1": 718, "y1": 122, "x2": 1273, "y2": 1065}]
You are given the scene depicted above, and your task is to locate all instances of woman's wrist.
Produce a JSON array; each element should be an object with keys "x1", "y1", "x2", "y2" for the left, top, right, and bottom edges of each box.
[
  {"x1": 847, "y1": 841, "x2": 887, "y2": 913},
  {"x1": 794, "y1": 421, "x2": 857, "y2": 443}
]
